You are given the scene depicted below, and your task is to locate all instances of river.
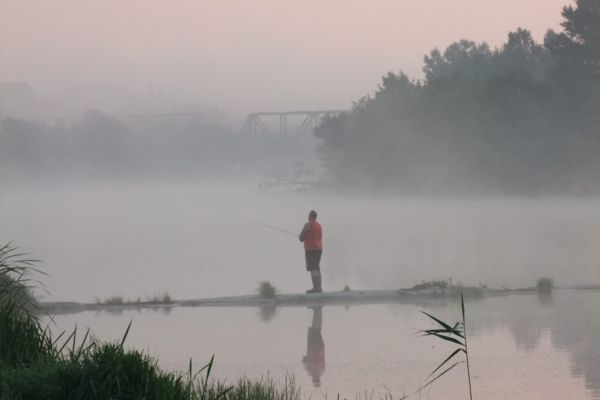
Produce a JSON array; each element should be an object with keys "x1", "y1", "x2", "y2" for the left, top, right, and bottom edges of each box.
[
  {"x1": 47, "y1": 291, "x2": 600, "y2": 399},
  {"x1": 2, "y1": 181, "x2": 600, "y2": 398}
]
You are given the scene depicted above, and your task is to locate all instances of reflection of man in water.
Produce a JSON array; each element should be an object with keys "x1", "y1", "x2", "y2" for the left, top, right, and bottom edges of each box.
[{"x1": 302, "y1": 306, "x2": 325, "y2": 387}]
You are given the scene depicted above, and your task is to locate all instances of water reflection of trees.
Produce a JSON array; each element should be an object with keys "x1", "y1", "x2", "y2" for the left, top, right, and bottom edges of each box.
[
  {"x1": 469, "y1": 292, "x2": 600, "y2": 398},
  {"x1": 249, "y1": 292, "x2": 599, "y2": 395},
  {"x1": 545, "y1": 293, "x2": 600, "y2": 398}
]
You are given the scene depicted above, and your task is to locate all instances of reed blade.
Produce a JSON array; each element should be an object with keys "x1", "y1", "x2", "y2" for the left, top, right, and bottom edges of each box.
[
  {"x1": 427, "y1": 348, "x2": 464, "y2": 379},
  {"x1": 421, "y1": 311, "x2": 463, "y2": 337}
]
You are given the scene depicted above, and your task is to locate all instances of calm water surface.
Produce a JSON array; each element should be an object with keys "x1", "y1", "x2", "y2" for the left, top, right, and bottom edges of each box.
[
  {"x1": 2, "y1": 182, "x2": 599, "y2": 301},
  {"x1": 3, "y1": 182, "x2": 600, "y2": 398},
  {"x1": 49, "y1": 291, "x2": 600, "y2": 400}
]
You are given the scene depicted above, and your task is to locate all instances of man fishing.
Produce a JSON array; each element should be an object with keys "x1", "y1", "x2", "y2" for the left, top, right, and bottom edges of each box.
[{"x1": 299, "y1": 210, "x2": 323, "y2": 293}]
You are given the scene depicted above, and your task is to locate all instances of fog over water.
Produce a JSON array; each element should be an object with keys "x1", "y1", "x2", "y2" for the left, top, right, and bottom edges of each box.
[
  {"x1": 2, "y1": 182, "x2": 599, "y2": 302},
  {"x1": 2, "y1": 0, "x2": 600, "y2": 398}
]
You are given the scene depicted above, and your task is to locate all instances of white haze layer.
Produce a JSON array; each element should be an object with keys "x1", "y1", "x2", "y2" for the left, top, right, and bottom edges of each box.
[{"x1": 2, "y1": 182, "x2": 598, "y2": 302}]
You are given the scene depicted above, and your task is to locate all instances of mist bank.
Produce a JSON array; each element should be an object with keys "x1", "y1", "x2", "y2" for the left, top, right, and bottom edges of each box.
[
  {"x1": 3, "y1": 1, "x2": 599, "y2": 196},
  {"x1": 314, "y1": 1, "x2": 600, "y2": 196},
  {"x1": 0, "y1": 110, "x2": 317, "y2": 184}
]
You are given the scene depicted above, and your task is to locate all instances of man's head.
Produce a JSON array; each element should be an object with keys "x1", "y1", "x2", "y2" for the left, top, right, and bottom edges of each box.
[{"x1": 308, "y1": 210, "x2": 317, "y2": 221}]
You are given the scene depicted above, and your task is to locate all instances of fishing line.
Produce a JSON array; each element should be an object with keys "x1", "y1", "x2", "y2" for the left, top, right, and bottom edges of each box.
[
  {"x1": 245, "y1": 218, "x2": 297, "y2": 237},
  {"x1": 209, "y1": 208, "x2": 298, "y2": 237}
]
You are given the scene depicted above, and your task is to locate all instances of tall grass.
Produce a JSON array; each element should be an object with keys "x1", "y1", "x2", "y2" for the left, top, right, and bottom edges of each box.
[
  {"x1": 0, "y1": 302, "x2": 55, "y2": 369},
  {"x1": 0, "y1": 243, "x2": 300, "y2": 399},
  {"x1": 0, "y1": 243, "x2": 51, "y2": 369},
  {"x1": 1, "y1": 341, "x2": 194, "y2": 399},
  {"x1": 197, "y1": 376, "x2": 300, "y2": 400},
  {"x1": 0, "y1": 242, "x2": 43, "y2": 312}
]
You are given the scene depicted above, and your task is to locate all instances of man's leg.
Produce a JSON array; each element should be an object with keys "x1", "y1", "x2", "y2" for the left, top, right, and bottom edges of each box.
[
  {"x1": 305, "y1": 251, "x2": 314, "y2": 292},
  {"x1": 310, "y1": 270, "x2": 322, "y2": 293},
  {"x1": 313, "y1": 250, "x2": 323, "y2": 292},
  {"x1": 306, "y1": 250, "x2": 323, "y2": 293}
]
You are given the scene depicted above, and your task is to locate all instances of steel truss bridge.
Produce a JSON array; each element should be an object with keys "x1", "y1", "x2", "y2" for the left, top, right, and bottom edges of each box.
[{"x1": 240, "y1": 110, "x2": 346, "y2": 139}]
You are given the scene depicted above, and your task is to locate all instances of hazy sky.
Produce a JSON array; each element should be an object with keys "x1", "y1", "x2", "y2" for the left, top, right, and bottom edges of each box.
[{"x1": 1, "y1": 0, "x2": 570, "y2": 116}]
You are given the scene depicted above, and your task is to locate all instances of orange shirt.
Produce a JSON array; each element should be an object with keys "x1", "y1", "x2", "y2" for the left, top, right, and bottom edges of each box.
[{"x1": 304, "y1": 220, "x2": 323, "y2": 251}]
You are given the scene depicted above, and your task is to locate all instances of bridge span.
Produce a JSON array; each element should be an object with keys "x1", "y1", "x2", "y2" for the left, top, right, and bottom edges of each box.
[{"x1": 240, "y1": 110, "x2": 347, "y2": 139}]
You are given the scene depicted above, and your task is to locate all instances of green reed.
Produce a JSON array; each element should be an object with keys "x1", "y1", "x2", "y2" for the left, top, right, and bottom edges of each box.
[{"x1": 420, "y1": 290, "x2": 473, "y2": 400}]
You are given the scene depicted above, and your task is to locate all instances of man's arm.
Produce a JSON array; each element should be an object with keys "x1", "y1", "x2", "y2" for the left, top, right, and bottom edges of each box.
[{"x1": 299, "y1": 222, "x2": 310, "y2": 242}]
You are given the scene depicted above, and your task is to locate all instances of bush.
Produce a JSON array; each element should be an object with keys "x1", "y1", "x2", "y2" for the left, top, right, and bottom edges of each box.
[
  {"x1": 536, "y1": 277, "x2": 555, "y2": 295},
  {"x1": 103, "y1": 295, "x2": 124, "y2": 305},
  {"x1": 257, "y1": 281, "x2": 277, "y2": 299},
  {"x1": 410, "y1": 279, "x2": 450, "y2": 290}
]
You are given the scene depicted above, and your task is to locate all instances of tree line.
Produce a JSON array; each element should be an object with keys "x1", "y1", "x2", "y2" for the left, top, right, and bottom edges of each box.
[
  {"x1": 0, "y1": 110, "x2": 285, "y2": 181},
  {"x1": 315, "y1": 0, "x2": 600, "y2": 195}
]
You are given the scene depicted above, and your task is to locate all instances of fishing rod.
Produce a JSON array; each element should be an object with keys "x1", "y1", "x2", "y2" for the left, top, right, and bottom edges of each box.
[
  {"x1": 211, "y1": 208, "x2": 298, "y2": 237},
  {"x1": 246, "y1": 219, "x2": 297, "y2": 237}
]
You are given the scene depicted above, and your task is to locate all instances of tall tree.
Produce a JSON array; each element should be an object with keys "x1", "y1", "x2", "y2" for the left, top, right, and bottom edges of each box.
[
  {"x1": 496, "y1": 28, "x2": 551, "y2": 78},
  {"x1": 423, "y1": 40, "x2": 493, "y2": 84},
  {"x1": 545, "y1": 0, "x2": 600, "y2": 76}
]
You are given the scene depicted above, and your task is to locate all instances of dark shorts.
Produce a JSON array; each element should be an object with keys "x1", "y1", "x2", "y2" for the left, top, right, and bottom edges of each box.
[{"x1": 305, "y1": 250, "x2": 322, "y2": 271}]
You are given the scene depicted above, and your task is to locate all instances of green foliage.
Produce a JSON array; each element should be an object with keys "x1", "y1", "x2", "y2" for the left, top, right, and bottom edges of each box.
[
  {"x1": 96, "y1": 291, "x2": 174, "y2": 305},
  {"x1": 424, "y1": 40, "x2": 493, "y2": 83},
  {"x1": 0, "y1": 343, "x2": 193, "y2": 399},
  {"x1": 257, "y1": 281, "x2": 277, "y2": 299},
  {"x1": 0, "y1": 244, "x2": 297, "y2": 399},
  {"x1": 536, "y1": 277, "x2": 555, "y2": 295},
  {"x1": 0, "y1": 244, "x2": 52, "y2": 371},
  {"x1": 0, "y1": 302, "x2": 296, "y2": 400},
  {"x1": 0, "y1": 302, "x2": 54, "y2": 369},
  {"x1": 420, "y1": 291, "x2": 473, "y2": 400},
  {"x1": 410, "y1": 279, "x2": 450, "y2": 290},
  {"x1": 197, "y1": 376, "x2": 300, "y2": 400},
  {"x1": 102, "y1": 295, "x2": 124, "y2": 305},
  {"x1": 316, "y1": 2, "x2": 600, "y2": 195},
  {"x1": 0, "y1": 109, "x2": 249, "y2": 181},
  {"x1": 155, "y1": 291, "x2": 172, "y2": 304},
  {"x1": 545, "y1": 0, "x2": 600, "y2": 76},
  {"x1": 0, "y1": 243, "x2": 41, "y2": 312}
]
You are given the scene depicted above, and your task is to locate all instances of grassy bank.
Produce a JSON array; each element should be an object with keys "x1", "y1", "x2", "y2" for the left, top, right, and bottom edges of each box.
[{"x1": 0, "y1": 244, "x2": 300, "y2": 400}]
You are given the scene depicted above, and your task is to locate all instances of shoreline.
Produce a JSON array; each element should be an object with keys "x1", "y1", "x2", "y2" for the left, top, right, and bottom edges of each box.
[{"x1": 40, "y1": 285, "x2": 600, "y2": 315}]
